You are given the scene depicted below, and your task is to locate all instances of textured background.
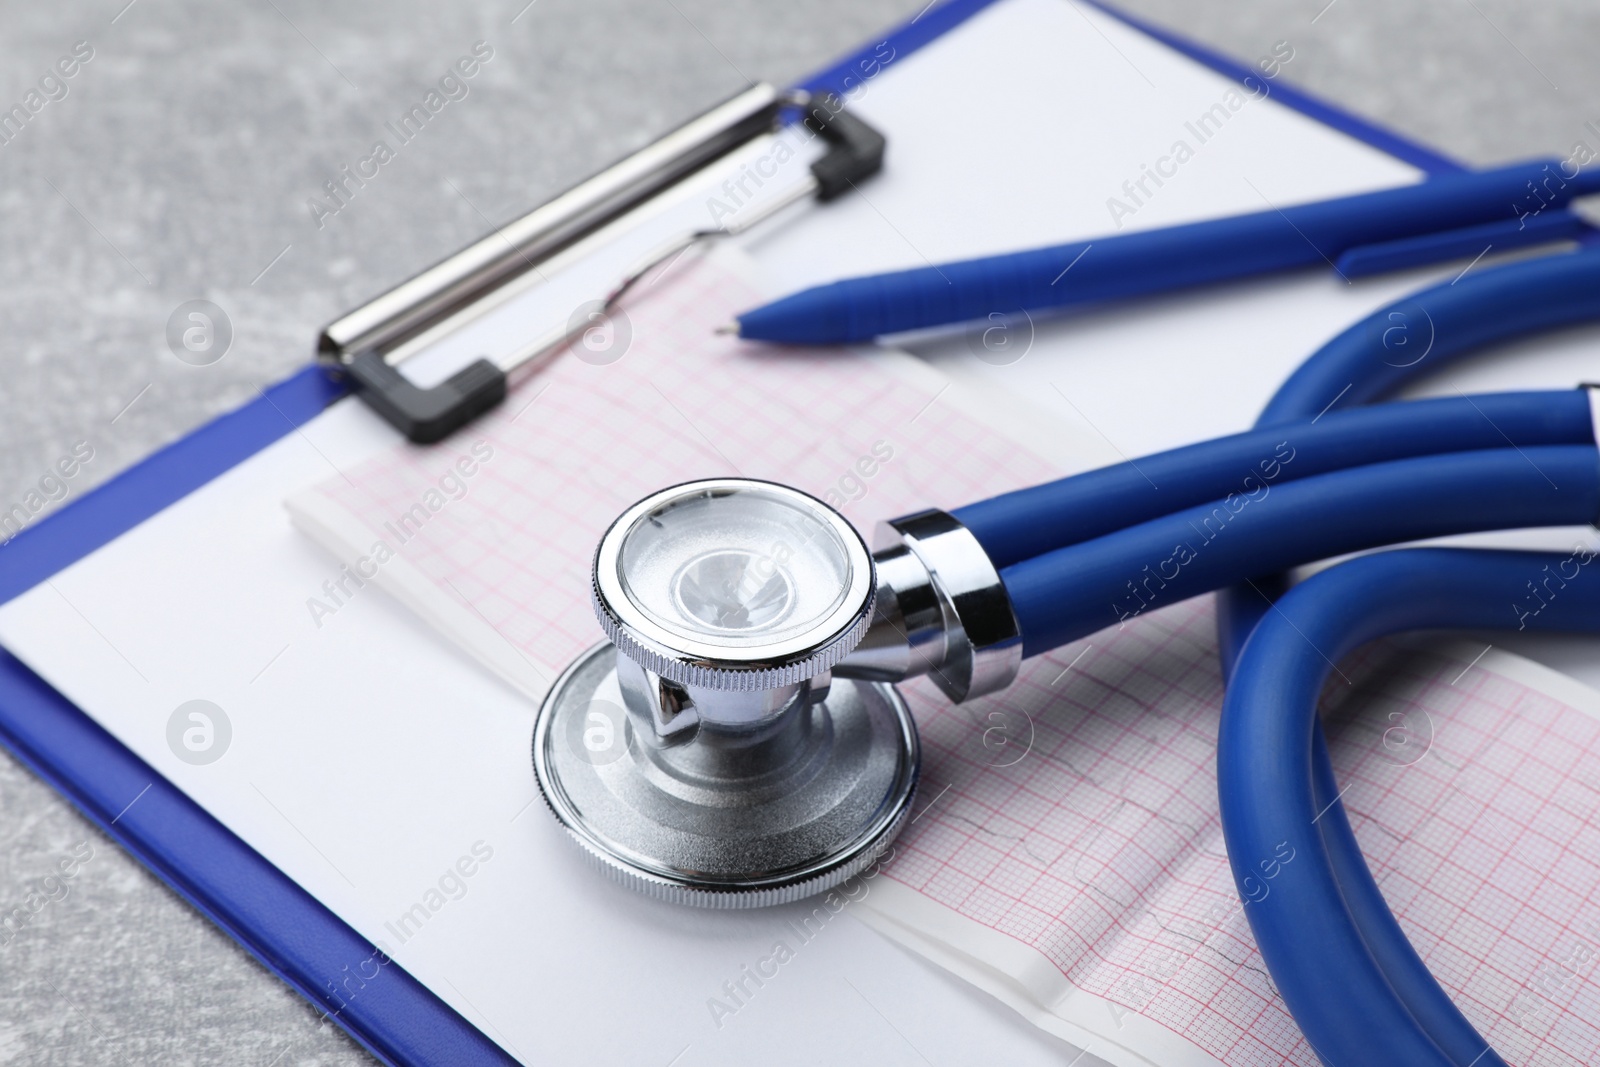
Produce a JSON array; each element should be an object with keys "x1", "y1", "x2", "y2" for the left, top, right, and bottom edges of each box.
[{"x1": 1, "y1": 0, "x2": 1596, "y2": 1062}]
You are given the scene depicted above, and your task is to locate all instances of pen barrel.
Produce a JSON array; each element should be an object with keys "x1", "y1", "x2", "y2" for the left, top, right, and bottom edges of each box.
[{"x1": 740, "y1": 158, "x2": 1599, "y2": 343}]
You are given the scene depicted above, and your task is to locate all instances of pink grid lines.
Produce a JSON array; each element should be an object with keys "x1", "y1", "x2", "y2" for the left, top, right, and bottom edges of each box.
[
  {"x1": 309, "y1": 256, "x2": 1058, "y2": 673},
  {"x1": 894, "y1": 607, "x2": 1600, "y2": 1066},
  {"x1": 306, "y1": 256, "x2": 1600, "y2": 1066}
]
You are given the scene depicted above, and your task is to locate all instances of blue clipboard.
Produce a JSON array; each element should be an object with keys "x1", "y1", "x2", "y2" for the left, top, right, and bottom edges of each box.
[{"x1": 0, "y1": 4, "x2": 1465, "y2": 1064}]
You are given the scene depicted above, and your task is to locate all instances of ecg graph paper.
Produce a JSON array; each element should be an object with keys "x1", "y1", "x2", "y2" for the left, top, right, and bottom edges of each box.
[
  {"x1": 298, "y1": 257, "x2": 1600, "y2": 1065},
  {"x1": 893, "y1": 612, "x2": 1600, "y2": 1066}
]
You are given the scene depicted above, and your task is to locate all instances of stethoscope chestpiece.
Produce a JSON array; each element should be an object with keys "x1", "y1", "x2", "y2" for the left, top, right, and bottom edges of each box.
[{"x1": 532, "y1": 479, "x2": 921, "y2": 908}]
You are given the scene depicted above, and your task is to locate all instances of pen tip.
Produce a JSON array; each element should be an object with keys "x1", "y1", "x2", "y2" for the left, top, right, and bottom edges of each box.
[{"x1": 714, "y1": 321, "x2": 740, "y2": 336}]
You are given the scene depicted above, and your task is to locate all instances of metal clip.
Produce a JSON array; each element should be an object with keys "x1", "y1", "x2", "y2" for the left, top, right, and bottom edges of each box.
[{"x1": 319, "y1": 84, "x2": 887, "y2": 443}]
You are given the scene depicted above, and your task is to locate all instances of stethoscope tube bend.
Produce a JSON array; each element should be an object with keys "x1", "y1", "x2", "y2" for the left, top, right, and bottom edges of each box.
[
  {"x1": 1208, "y1": 247, "x2": 1600, "y2": 1067},
  {"x1": 1220, "y1": 548, "x2": 1600, "y2": 1067}
]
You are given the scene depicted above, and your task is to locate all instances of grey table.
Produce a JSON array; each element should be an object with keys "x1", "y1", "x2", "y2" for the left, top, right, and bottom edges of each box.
[{"x1": 2, "y1": 1, "x2": 1596, "y2": 1062}]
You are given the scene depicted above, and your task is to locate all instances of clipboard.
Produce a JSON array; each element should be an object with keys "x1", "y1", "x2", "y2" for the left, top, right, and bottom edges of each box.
[{"x1": 0, "y1": 3, "x2": 1484, "y2": 1064}]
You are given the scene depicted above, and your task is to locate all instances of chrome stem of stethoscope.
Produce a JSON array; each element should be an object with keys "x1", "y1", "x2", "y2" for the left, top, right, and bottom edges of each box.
[
  {"x1": 834, "y1": 509, "x2": 1023, "y2": 702},
  {"x1": 530, "y1": 478, "x2": 1020, "y2": 907}
]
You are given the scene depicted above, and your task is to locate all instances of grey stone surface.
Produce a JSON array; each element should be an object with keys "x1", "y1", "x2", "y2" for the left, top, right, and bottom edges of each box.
[{"x1": 0, "y1": 0, "x2": 1590, "y2": 1063}]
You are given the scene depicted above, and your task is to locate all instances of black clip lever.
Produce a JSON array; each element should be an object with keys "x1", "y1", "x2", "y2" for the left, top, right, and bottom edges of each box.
[
  {"x1": 802, "y1": 94, "x2": 888, "y2": 200},
  {"x1": 345, "y1": 351, "x2": 507, "y2": 445}
]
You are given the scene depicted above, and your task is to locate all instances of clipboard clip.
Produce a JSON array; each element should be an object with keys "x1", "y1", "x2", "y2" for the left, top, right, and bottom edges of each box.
[{"x1": 318, "y1": 83, "x2": 886, "y2": 443}]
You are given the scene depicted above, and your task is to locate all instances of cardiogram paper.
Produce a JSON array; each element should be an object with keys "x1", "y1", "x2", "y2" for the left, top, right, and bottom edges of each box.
[{"x1": 287, "y1": 253, "x2": 1600, "y2": 1067}]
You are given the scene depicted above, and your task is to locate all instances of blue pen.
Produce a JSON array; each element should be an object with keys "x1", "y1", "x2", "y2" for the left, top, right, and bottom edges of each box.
[{"x1": 733, "y1": 158, "x2": 1599, "y2": 345}]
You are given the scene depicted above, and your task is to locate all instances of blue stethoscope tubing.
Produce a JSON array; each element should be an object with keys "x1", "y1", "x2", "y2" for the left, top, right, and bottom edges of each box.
[
  {"x1": 945, "y1": 246, "x2": 1600, "y2": 1065},
  {"x1": 1220, "y1": 244, "x2": 1600, "y2": 664},
  {"x1": 956, "y1": 246, "x2": 1600, "y2": 576},
  {"x1": 1002, "y1": 443, "x2": 1598, "y2": 656},
  {"x1": 1217, "y1": 549, "x2": 1600, "y2": 1067},
  {"x1": 954, "y1": 388, "x2": 1594, "y2": 571},
  {"x1": 1218, "y1": 249, "x2": 1600, "y2": 1067}
]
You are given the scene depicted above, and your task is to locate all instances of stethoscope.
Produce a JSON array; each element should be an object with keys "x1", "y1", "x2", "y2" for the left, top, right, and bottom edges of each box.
[{"x1": 531, "y1": 246, "x2": 1600, "y2": 1065}]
